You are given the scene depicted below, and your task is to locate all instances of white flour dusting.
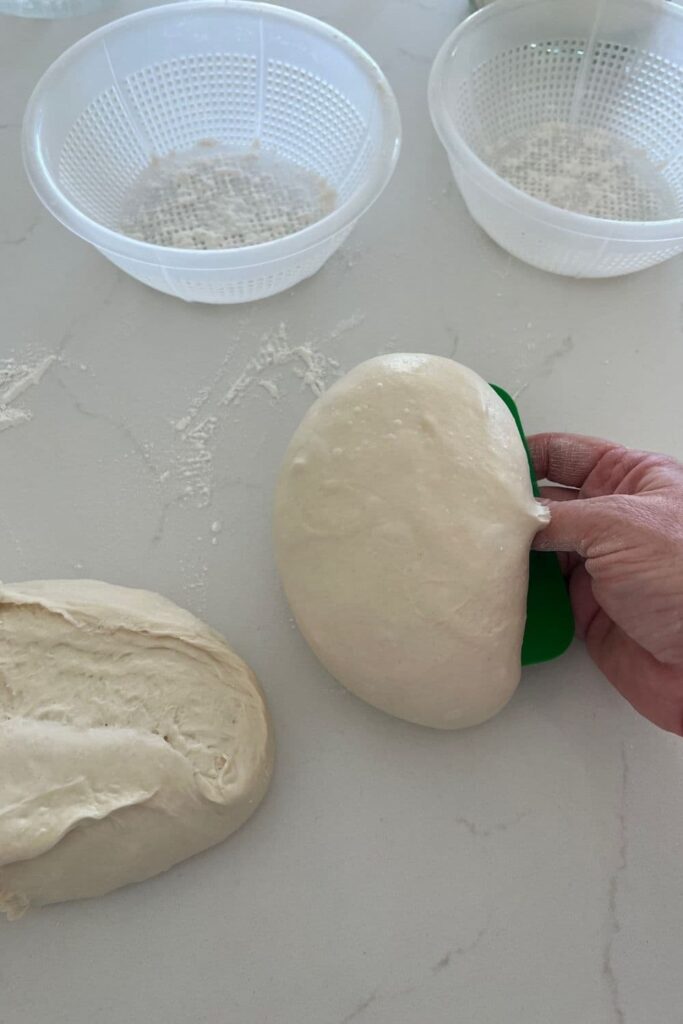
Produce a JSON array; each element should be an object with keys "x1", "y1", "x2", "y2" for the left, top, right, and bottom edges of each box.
[
  {"x1": 172, "y1": 354, "x2": 233, "y2": 435},
  {"x1": 221, "y1": 315, "x2": 364, "y2": 408},
  {"x1": 176, "y1": 415, "x2": 218, "y2": 509},
  {"x1": 259, "y1": 379, "x2": 280, "y2": 400},
  {"x1": 0, "y1": 408, "x2": 31, "y2": 432},
  {"x1": 162, "y1": 314, "x2": 363, "y2": 510},
  {"x1": 0, "y1": 354, "x2": 55, "y2": 432},
  {"x1": 119, "y1": 143, "x2": 337, "y2": 250},
  {"x1": 491, "y1": 122, "x2": 675, "y2": 221},
  {"x1": 325, "y1": 312, "x2": 365, "y2": 342},
  {"x1": 221, "y1": 323, "x2": 338, "y2": 407}
]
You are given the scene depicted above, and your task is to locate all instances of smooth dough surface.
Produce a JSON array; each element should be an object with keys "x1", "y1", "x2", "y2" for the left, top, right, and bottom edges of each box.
[
  {"x1": 275, "y1": 354, "x2": 549, "y2": 730},
  {"x1": 0, "y1": 579, "x2": 273, "y2": 919}
]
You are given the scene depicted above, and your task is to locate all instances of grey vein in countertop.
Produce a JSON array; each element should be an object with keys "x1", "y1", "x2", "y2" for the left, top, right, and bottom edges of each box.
[{"x1": 603, "y1": 742, "x2": 629, "y2": 1024}]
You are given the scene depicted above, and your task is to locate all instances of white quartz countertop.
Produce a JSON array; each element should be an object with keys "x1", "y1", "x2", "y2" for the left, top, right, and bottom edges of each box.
[{"x1": 2, "y1": 3, "x2": 683, "y2": 1022}]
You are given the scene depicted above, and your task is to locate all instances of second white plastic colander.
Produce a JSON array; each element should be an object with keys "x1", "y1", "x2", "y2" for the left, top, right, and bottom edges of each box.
[
  {"x1": 429, "y1": 0, "x2": 683, "y2": 278},
  {"x1": 23, "y1": 1, "x2": 401, "y2": 303}
]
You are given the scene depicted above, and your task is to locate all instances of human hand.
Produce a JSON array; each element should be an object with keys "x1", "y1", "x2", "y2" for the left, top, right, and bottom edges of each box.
[{"x1": 528, "y1": 433, "x2": 683, "y2": 736}]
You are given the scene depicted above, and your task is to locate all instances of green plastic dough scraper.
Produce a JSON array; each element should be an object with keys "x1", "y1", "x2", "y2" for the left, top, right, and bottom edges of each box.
[{"x1": 490, "y1": 384, "x2": 574, "y2": 665}]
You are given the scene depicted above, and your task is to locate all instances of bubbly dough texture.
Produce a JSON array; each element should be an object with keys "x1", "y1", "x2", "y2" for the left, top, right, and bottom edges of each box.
[
  {"x1": 0, "y1": 580, "x2": 273, "y2": 919},
  {"x1": 275, "y1": 355, "x2": 549, "y2": 729}
]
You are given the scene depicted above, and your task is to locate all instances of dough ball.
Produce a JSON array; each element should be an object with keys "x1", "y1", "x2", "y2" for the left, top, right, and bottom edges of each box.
[
  {"x1": 0, "y1": 579, "x2": 273, "y2": 919},
  {"x1": 274, "y1": 354, "x2": 549, "y2": 730}
]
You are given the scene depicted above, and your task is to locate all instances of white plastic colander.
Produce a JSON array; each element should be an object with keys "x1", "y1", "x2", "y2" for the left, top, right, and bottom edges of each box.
[
  {"x1": 429, "y1": 0, "x2": 683, "y2": 278},
  {"x1": 23, "y1": 1, "x2": 401, "y2": 303}
]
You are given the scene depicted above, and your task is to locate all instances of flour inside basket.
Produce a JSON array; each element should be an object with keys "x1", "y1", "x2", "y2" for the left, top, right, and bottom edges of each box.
[{"x1": 118, "y1": 141, "x2": 337, "y2": 250}]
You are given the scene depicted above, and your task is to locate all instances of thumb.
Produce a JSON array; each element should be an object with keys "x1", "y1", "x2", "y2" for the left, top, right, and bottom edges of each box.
[{"x1": 532, "y1": 497, "x2": 623, "y2": 555}]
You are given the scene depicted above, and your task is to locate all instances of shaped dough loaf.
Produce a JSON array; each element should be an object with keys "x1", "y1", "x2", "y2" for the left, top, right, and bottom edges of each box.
[
  {"x1": 0, "y1": 579, "x2": 273, "y2": 919},
  {"x1": 275, "y1": 354, "x2": 549, "y2": 729}
]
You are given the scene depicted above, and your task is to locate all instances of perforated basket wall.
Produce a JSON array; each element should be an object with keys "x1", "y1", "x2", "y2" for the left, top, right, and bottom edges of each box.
[
  {"x1": 25, "y1": 3, "x2": 398, "y2": 302},
  {"x1": 458, "y1": 39, "x2": 683, "y2": 212},
  {"x1": 430, "y1": 0, "x2": 683, "y2": 277},
  {"x1": 58, "y1": 56, "x2": 372, "y2": 235}
]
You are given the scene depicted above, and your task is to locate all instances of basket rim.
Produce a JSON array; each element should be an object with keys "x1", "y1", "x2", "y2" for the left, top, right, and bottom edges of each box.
[
  {"x1": 428, "y1": 0, "x2": 683, "y2": 241},
  {"x1": 22, "y1": 0, "x2": 402, "y2": 266}
]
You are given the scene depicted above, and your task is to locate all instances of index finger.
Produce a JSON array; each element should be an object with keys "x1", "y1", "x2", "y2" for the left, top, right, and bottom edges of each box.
[{"x1": 527, "y1": 433, "x2": 621, "y2": 488}]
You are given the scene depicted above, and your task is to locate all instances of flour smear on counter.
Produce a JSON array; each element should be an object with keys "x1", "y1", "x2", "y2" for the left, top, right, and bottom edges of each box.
[
  {"x1": 0, "y1": 354, "x2": 55, "y2": 432},
  {"x1": 165, "y1": 315, "x2": 364, "y2": 510}
]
